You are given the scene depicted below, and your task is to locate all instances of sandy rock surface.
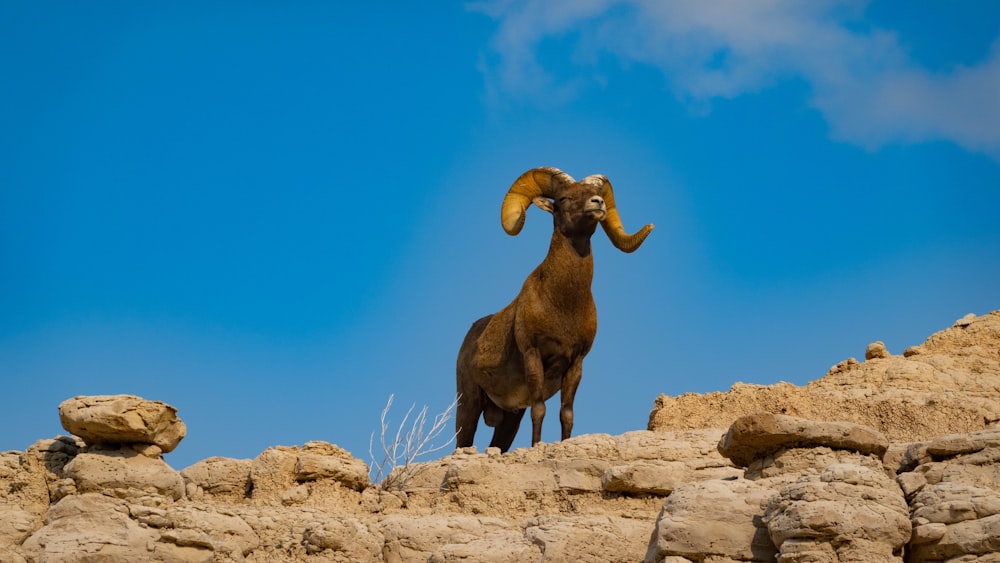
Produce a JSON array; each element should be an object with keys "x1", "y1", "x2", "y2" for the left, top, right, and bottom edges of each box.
[
  {"x1": 649, "y1": 311, "x2": 1000, "y2": 441},
  {"x1": 1, "y1": 310, "x2": 997, "y2": 561}
]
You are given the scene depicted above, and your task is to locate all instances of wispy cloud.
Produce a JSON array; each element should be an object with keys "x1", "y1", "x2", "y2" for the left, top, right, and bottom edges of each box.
[{"x1": 473, "y1": 0, "x2": 1000, "y2": 160}]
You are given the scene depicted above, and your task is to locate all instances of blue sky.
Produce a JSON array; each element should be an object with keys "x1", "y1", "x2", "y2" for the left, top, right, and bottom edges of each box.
[{"x1": 2, "y1": 1, "x2": 998, "y2": 471}]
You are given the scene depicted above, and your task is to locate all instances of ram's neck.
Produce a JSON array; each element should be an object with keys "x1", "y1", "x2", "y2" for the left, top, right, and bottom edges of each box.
[{"x1": 536, "y1": 231, "x2": 595, "y2": 303}]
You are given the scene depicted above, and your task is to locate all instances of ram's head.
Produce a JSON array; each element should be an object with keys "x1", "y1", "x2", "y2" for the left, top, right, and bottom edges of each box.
[{"x1": 500, "y1": 166, "x2": 654, "y2": 253}]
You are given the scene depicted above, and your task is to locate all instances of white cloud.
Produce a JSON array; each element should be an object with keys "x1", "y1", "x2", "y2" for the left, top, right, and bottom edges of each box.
[
  {"x1": 471, "y1": 0, "x2": 616, "y2": 108},
  {"x1": 474, "y1": 0, "x2": 1000, "y2": 160}
]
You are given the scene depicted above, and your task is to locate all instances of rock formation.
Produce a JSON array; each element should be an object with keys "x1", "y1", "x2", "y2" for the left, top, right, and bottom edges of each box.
[
  {"x1": 0, "y1": 310, "x2": 997, "y2": 561},
  {"x1": 648, "y1": 311, "x2": 1000, "y2": 442}
]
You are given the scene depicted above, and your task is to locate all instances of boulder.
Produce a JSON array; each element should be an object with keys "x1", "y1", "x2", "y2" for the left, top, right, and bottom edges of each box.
[
  {"x1": 294, "y1": 440, "x2": 370, "y2": 491},
  {"x1": 718, "y1": 412, "x2": 889, "y2": 468},
  {"x1": 645, "y1": 478, "x2": 777, "y2": 563},
  {"x1": 763, "y1": 464, "x2": 911, "y2": 562},
  {"x1": 249, "y1": 442, "x2": 369, "y2": 507},
  {"x1": 924, "y1": 429, "x2": 1000, "y2": 460},
  {"x1": 59, "y1": 395, "x2": 186, "y2": 453},
  {"x1": 866, "y1": 340, "x2": 891, "y2": 360},
  {"x1": 248, "y1": 446, "x2": 300, "y2": 505},
  {"x1": 180, "y1": 456, "x2": 252, "y2": 501},
  {"x1": 63, "y1": 448, "x2": 185, "y2": 501}
]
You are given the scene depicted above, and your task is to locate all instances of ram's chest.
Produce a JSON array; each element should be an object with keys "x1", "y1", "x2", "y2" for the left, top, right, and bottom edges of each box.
[
  {"x1": 516, "y1": 304, "x2": 596, "y2": 360},
  {"x1": 552, "y1": 295, "x2": 596, "y2": 336}
]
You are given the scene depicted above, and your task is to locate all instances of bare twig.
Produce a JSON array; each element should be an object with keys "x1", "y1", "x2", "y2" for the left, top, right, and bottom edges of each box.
[{"x1": 369, "y1": 394, "x2": 458, "y2": 490}]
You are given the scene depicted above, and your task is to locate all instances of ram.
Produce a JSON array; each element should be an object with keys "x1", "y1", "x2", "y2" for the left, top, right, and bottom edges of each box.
[{"x1": 456, "y1": 167, "x2": 653, "y2": 452}]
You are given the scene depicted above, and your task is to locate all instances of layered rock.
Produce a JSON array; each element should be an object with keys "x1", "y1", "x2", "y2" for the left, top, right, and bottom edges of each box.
[
  {"x1": 899, "y1": 429, "x2": 1000, "y2": 561},
  {"x1": 1, "y1": 310, "x2": 998, "y2": 562},
  {"x1": 394, "y1": 430, "x2": 738, "y2": 563},
  {"x1": 763, "y1": 464, "x2": 911, "y2": 562},
  {"x1": 646, "y1": 477, "x2": 777, "y2": 562},
  {"x1": 3, "y1": 407, "x2": 734, "y2": 562},
  {"x1": 649, "y1": 311, "x2": 1000, "y2": 441},
  {"x1": 5, "y1": 395, "x2": 375, "y2": 562},
  {"x1": 646, "y1": 413, "x2": 905, "y2": 563},
  {"x1": 718, "y1": 412, "x2": 890, "y2": 468}
]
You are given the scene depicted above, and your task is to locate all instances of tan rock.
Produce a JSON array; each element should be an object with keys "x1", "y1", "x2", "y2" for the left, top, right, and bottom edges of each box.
[
  {"x1": 301, "y1": 518, "x2": 383, "y2": 559},
  {"x1": 764, "y1": 464, "x2": 910, "y2": 561},
  {"x1": 442, "y1": 453, "x2": 559, "y2": 492},
  {"x1": 281, "y1": 483, "x2": 310, "y2": 505},
  {"x1": 439, "y1": 430, "x2": 736, "y2": 497},
  {"x1": 248, "y1": 446, "x2": 299, "y2": 505},
  {"x1": 20, "y1": 493, "x2": 161, "y2": 562},
  {"x1": 908, "y1": 512, "x2": 1000, "y2": 561},
  {"x1": 909, "y1": 446, "x2": 1000, "y2": 493},
  {"x1": 645, "y1": 478, "x2": 777, "y2": 563},
  {"x1": 905, "y1": 481, "x2": 1000, "y2": 560},
  {"x1": 866, "y1": 340, "x2": 890, "y2": 359},
  {"x1": 428, "y1": 538, "x2": 539, "y2": 563},
  {"x1": 925, "y1": 429, "x2": 1000, "y2": 460},
  {"x1": 294, "y1": 440, "x2": 370, "y2": 491},
  {"x1": 614, "y1": 429, "x2": 730, "y2": 460},
  {"x1": 136, "y1": 504, "x2": 259, "y2": 558},
  {"x1": 59, "y1": 395, "x2": 187, "y2": 453},
  {"x1": 718, "y1": 413, "x2": 889, "y2": 468},
  {"x1": 248, "y1": 443, "x2": 369, "y2": 508},
  {"x1": 180, "y1": 456, "x2": 252, "y2": 501},
  {"x1": 6, "y1": 311, "x2": 1000, "y2": 562},
  {"x1": 380, "y1": 514, "x2": 537, "y2": 563},
  {"x1": 63, "y1": 448, "x2": 185, "y2": 501},
  {"x1": 649, "y1": 311, "x2": 1000, "y2": 442},
  {"x1": 746, "y1": 446, "x2": 885, "y2": 483},
  {"x1": 3, "y1": 437, "x2": 82, "y2": 514},
  {"x1": 911, "y1": 484, "x2": 1000, "y2": 525},
  {"x1": 602, "y1": 460, "x2": 741, "y2": 495},
  {"x1": 526, "y1": 515, "x2": 653, "y2": 563},
  {"x1": 0, "y1": 508, "x2": 38, "y2": 549}
]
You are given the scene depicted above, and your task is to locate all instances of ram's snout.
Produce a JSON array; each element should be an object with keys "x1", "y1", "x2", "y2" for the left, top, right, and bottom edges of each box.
[{"x1": 585, "y1": 196, "x2": 607, "y2": 221}]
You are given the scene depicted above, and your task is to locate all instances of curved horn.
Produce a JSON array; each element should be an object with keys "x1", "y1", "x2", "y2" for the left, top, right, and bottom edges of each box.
[
  {"x1": 501, "y1": 167, "x2": 574, "y2": 235},
  {"x1": 595, "y1": 176, "x2": 654, "y2": 253}
]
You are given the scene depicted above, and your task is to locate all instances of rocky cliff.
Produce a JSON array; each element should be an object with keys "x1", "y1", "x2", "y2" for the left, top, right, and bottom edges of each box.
[{"x1": 1, "y1": 311, "x2": 998, "y2": 562}]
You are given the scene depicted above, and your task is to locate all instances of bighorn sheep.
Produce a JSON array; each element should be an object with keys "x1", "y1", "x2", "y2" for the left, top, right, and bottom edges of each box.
[{"x1": 456, "y1": 167, "x2": 653, "y2": 452}]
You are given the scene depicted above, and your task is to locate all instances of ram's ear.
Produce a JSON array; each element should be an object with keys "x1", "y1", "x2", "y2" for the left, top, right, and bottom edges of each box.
[{"x1": 532, "y1": 197, "x2": 554, "y2": 214}]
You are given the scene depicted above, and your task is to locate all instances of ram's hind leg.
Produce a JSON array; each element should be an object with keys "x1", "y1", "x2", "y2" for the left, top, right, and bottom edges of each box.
[
  {"x1": 489, "y1": 408, "x2": 525, "y2": 453},
  {"x1": 455, "y1": 384, "x2": 482, "y2": 449},
  {"x1": 456, "y1": 315, "x2": 492, "y2": 449}
]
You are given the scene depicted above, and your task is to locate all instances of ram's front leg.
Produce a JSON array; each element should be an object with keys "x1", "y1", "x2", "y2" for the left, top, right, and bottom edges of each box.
[
  {"x1": 524, "y1": 347, "x2": 546, "y2": 446},
  {"x1": 560, "y1": 356, "x2": 583, "y2": 440}
]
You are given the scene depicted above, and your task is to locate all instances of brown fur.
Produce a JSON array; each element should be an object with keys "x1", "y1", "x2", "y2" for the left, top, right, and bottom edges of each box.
[{"x1": 456, "y1": 176, "x2": 633, "y2": 452}]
